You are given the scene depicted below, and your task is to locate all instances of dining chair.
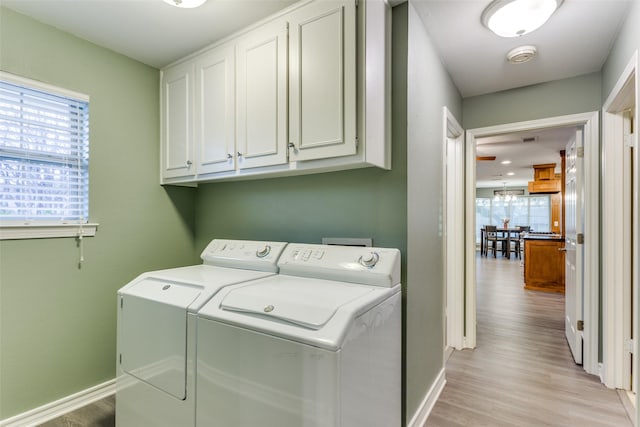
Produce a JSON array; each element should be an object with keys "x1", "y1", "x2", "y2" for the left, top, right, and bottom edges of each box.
[
  {"x1": 484, "y1": 225, "x2": 507, "y2": 258},
  {"x1": 515, "y1": 226, "x2": 530, "y2": 261}
]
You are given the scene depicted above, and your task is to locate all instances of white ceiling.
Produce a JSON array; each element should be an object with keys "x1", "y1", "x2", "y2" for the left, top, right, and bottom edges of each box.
[
  {"x1": 2, "y1": 0, "x2": 632, "y2": 187},
  {"x1": 412, "y1": 0, "x2": 632, "y2": 98},
  {"x1": 475, "y1": 126, "x2": 576, "y2": 188},
  {"x1": 1, "y1": 0, "x2": 299, "y2": 69}
]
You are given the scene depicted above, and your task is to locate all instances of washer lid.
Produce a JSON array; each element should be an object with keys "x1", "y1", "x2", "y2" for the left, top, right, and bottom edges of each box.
[{"x1": 219, "y1": 277, "x2": 373, "y2": 330}]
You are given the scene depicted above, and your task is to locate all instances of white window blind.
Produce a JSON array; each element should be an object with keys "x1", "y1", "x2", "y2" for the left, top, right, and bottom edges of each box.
[{"x1": 0, "y1": 77, "x2": 89, "y2": 224}]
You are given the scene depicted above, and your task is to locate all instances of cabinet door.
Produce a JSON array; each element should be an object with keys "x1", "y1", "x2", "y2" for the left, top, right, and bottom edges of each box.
[
  {"x1": 195, "y1": 44, "x2": 236, "y2": 175},
  {"x1": 161, "y1": 62, "x2": 195, "y2": 179},
  {"x1": 236, "y1": 20, "x2": 288, "y2": 170},
  {"x1": 288, "y1": 0, "x2": 357, "y2": 162}
]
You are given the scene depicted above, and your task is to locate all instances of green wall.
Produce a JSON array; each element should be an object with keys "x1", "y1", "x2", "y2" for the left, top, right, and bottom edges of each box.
[
  {"x1": 0, "y1": 7, "x2": 197, "y2": 419},
  {"x1": 601, "y1": 0, "x2": 640, "y2": 99},
  {"x1": 405, "y1": 1, "x2": 463, "y2": 421},
  {"x1": 463, "y1": 72, "x2": 602, "y2": 130}
]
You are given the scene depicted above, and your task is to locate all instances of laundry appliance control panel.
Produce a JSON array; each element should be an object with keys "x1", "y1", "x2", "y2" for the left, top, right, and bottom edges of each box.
[{"x1": 278, "y1": 243, "x2": 400, "y2": 287}]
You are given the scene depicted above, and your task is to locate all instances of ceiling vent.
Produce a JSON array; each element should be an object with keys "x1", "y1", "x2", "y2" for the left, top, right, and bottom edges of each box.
[
  {"x1": 522, "y1": 136, "x2": 538, "y2": 143},
  {"x1": 507, "y1": 45, "x2": 537, "y2": 64}
]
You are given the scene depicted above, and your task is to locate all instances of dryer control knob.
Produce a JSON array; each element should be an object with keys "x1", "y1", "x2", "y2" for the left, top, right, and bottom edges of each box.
[
  {"x1": 359, "y1": 252, "x2": 379, "y2": 268},
  {"x1": 256, "y1": 245, "x2": 271, "y2": 258}
]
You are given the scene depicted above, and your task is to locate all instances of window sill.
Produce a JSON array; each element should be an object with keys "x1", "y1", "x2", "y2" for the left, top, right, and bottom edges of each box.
[{"x1": 0, "y1": 223, "x2": 99, "y2": 240}]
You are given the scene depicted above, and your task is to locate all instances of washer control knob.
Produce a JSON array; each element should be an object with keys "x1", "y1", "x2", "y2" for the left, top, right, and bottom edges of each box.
[
  {"x1": 359, "y1": 252, "x2": 379, "y2": 268},
  {"x1": 256, "y1": 245, "x2": 271, "y2": 258}
]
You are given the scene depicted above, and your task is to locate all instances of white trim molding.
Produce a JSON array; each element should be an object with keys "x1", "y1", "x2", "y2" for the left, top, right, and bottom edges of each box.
[
  {"x1": 0, "y1": 223, "x2": 98, "y2": 240},
  {"x1": 0, "y1": 379, "x2": 115, "y2": 427},
  {"x1": 443, "y1": 107, "x2": 467, "y2": 350},
  {"x1": 406, "y1": 368, "x2": 446, "y2": 427},
  {"x1": 601, "y1": 50, "x2": 638, "y2": 390},
  {"x1": 466, "y1": 111, "x2": 600, "y2": 376}
]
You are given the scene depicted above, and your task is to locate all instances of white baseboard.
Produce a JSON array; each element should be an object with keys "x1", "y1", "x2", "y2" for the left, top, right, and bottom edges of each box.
[
  {"x1": 0, "y1": 379, "x2": 115, "y2": 427},
  {"x1": 407, "y1": 368, "x2": 446, "y2": 427}
]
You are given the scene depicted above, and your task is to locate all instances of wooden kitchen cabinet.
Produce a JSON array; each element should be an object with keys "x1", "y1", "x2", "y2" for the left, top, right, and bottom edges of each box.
[{"x1": 523, "y1": 237, "x2": 565, "y2": 293}]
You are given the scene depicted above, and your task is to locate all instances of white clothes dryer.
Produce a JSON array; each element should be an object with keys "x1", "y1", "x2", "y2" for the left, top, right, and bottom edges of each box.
[
  {"x1": 116, "y1": 239, "x2": 287, "y2": 427},
  {"x1": 196, "y1": 243, "x2": 402, "y2": 427}
]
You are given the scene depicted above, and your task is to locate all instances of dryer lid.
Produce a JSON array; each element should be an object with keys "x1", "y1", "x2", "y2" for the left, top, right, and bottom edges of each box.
[{"x1": 219, "y1": 277, "x2": 373, "y2": 330}]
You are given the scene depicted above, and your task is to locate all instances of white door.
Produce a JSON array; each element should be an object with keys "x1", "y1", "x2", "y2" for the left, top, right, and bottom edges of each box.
[
  {"x1": 565, "y1": 129, "x2": 584, "y2": 364},
  {"x1": 288, "y1": 0, "x2": 357, "y2": 162},
  {"x1": 236, "y1": 20, "x2": 288, "y2": 170},
  {"x1": 195, "y1": 44, "x2": 235, "y2": 175}
]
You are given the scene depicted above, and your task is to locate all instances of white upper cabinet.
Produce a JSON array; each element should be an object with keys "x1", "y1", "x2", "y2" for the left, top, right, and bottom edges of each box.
[
  {"x1": 194, "y1": 44, "x2": 236, "y2": 175},
  {"x1": 161, "y1": 61, "x2": 194, "y2": 180},
  {"x1": 236, "y1": 20, "x2": 288, "y2": 170},
  {"x1": 288, "y1": 0, "x2": 357, "y2": 162},
  {"x1": 160, "y1": 0, "x2": 391, "y2": 185}
]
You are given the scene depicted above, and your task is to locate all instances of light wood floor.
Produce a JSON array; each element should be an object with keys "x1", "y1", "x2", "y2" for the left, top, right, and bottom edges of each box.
[{"x1": 426, "y1": 253, "x2": 633, "y2": 427}]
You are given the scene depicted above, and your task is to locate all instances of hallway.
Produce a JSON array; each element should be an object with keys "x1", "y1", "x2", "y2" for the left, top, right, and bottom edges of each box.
[{"x1": 426, "y1": 255, "x2": 632, "y2": 426}]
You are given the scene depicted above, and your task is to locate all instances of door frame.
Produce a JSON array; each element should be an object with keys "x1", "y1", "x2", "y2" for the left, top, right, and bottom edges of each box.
[
  {"x1": 443, "y1": 107, "x2": 465, "y2": 352},
  {"x1": 602, "y1": 50, "x2": 638, "y2": 390},
  {"x1": 463, "y1": 112, "x2": 600, "y2": 376}
]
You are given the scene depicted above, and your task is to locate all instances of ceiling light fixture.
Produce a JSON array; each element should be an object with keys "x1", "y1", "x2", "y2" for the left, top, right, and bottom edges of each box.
[
  {"x1": 163, "y1": 0, "x2": 207, "y2": 8},
  {"x1": 507, "y1": 45, "x2": 537, "y2": 64},
  {"x1": 501, "y1": 160, "x2": 512, "y2": 165},
  {"x1": 481, "y1": 0, "x2": 563, "y2": 38}
]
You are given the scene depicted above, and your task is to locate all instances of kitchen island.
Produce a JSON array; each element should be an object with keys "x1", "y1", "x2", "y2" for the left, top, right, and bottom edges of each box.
[{"x1": 523, "y1": 234, "x2": 565, "y2": 293}]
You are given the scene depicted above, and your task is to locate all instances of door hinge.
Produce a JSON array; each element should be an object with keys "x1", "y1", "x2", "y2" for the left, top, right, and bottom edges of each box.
[
  {"x1": 577, "y1": 147, "x2": 584, "y2": 158},
  {"x1": 624, "y1": 134, "x2": 636, "y2": 149},
  {"x1": 577, "y1": 320, "x2": 584, "y2": 331},
  {"x1": 120, "y1": 297, "x2": 123, "y2": 309},
  {"x1": 625, "y1": 339, "x2": 635, "y2": 353},
  {"x1": 119, "y1": 353, "x2": 122, "y2": 364},
  {"x1": 577, "y1": 233, "x2": 584, "y2": 244}
]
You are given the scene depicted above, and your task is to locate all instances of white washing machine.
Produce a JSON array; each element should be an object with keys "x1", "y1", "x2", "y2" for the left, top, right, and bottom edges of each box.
[
  {"x1": 196, "y1": 243, "x2": 402, "y2": 427},
  {"x1": 115, "y1": 239, "x2": 287, "y2": 427}
]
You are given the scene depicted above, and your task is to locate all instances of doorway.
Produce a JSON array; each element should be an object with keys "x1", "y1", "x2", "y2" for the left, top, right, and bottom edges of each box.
[{"x1": 460, "y1": 112, "x2": 600, "y2": 377}]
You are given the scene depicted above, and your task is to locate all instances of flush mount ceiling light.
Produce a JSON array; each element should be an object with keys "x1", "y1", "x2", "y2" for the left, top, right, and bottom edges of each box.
[
  {"x1": 482, "y1": 0, "x2": 563, "y2": 38},
  {"x1": 507, "y1": 45, "x2": 537, "y2": 64},
  {"x1": 163, "y1": 0, "x2": 207, "y2": 8}
]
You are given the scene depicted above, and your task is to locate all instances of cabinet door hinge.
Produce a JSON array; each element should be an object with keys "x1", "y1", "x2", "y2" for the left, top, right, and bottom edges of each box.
[
  {"x1": 577, "y1": 147, "x2": 584, "y2": 158},
  {"x1": 577, "y1": 320, "x2": 584, "y2": 331},
  {"x1": 120, "y1": 297, "x2": 124, "y2": 309},
  {"x1": 577, "y1": 233, "x2": 584, "y2": 244},
  {"x1": 625, "y1": 338, "x2": 635, "y2": 353},
  {"x1": 119, "y1": 353, "x2": 122, "y2": 364}
]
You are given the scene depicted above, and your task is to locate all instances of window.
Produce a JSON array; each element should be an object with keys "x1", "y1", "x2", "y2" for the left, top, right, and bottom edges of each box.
[
  {"x1": 0, "y1": 72, "x2": 97, "y2": 239},
  {"x1": 475, "y1": 195, "x2": 551, "y2": 244}
]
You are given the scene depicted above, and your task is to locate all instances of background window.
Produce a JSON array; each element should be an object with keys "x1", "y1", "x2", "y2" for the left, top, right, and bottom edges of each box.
[
  {"x1": 475, "y1": 195, "x2": 551, "y2": 244},
  {"x1": 0, "y1": 77, "x2": 89, "y2": 224}
]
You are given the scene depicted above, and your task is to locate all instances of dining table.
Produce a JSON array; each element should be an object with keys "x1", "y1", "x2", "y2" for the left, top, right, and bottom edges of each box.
[{"x1": 480, "y1": 227, "x2": 522, "y2": 259}]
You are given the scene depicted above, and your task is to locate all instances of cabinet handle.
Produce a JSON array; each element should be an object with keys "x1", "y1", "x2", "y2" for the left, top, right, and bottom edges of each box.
[
  {"x1": 237, "y1": 152, "x2": 243, "y2": 157},
  {"x1": 558, "y1": 248, "x2": 567, "y2": 252},
  {"x1": 288, "y1": 142, "x2": 295, "y2": 149},
  {"x1": 186, "y1": 160, "x2": 192, "y2": 167},
  {"x1": 227, "y1": 153, "x2": 232, "y2": 159}
]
